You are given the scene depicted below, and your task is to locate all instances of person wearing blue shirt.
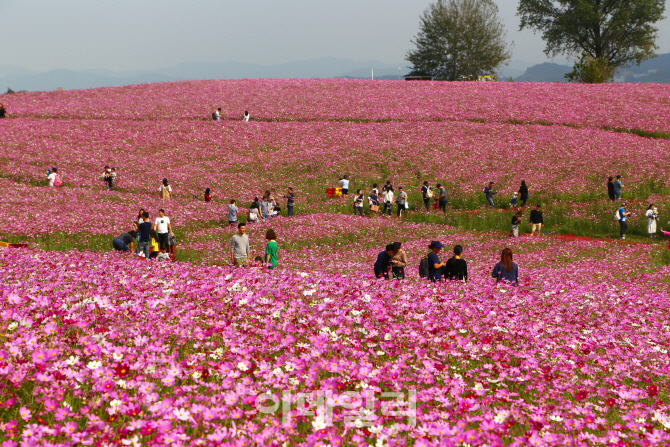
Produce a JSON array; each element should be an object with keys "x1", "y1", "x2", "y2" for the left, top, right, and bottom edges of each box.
[
  {"x1": 618, "y1": 202, "x2": 631, "y2": 240},
  {"x1": 492, "y1": 248, "x2": 519, "y2": 286},
  {"x1": 374, "y1": 244, "x2": 395, "y2": 279},
  {"x1": 339, "y1": 175, "x2": 350, "y2": 195},
  {"x1": 427, "y1": 241, "x2": 446, "y2": 282},
  {"x1": 484, "y1": 182, "x2": 496, "y2": 208}
]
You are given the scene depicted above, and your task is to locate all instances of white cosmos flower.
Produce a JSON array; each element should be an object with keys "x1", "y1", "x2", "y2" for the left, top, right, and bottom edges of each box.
[
  {"x1": 86, "y1": 360, "x2": 102, "y2": 370},
  {"x1": 173, "y1": 408, "x2": 191, "y2": 421}
]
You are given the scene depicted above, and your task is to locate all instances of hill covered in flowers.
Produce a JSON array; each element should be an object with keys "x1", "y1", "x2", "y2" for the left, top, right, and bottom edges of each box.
[{"x1": 0, "y1": 79, "x2": 670, "y2": 445}]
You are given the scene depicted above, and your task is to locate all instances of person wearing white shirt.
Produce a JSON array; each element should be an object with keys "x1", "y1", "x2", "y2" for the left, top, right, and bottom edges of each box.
[
  {"x1": 339, "y1": 175, "x2": 350, "y2": 195},
  {"x1": 46, "y1": 170, "x2": 57, "y2": 187},
  {"x1": 243, "y1": 111, "x2": 250, "y2": 122},
  {"x1": 212, "y1": 108, "x2": 221, "y2": 121},
  {"x1": 646, "y1": 204, "x2": 659, "y2": 238},
  {"x1": 382, "y1": 189, "x2": 394, "y2": 216},
  {"x1": 154, "y1": 209, "x2": 173, "y2": 250}
]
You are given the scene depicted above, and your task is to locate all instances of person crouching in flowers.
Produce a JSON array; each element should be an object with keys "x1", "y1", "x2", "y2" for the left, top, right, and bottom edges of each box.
[
  {"x1": 374, "y1": 244, "x2": 395, "y2": 279},
  {"x1": 427, "y1": 241, "x2": 446, "y2": 282},
  {"x1": 390, "y1": 241, "x2": 407, "y2": 279},
  {"x1": 492, "y1": 248, "x2": 518, "y2": 286}
]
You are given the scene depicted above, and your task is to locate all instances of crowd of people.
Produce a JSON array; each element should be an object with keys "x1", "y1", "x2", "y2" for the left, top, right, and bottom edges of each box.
[
  {"x1": 111, "y1": 208, "x2": 174, "y2": 260},
  {"x1": 375, "y1": 241, "x2": 518, "y2": 285}
]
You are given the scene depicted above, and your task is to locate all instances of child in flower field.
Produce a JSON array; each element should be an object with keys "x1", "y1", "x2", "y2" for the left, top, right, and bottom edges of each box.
[
  {"x1": 511, "y1": 192, "x2": 518, "y2": 209},
  {"x1": 148, "y1": 230, "x2": 160, "y2": 259},
  {"x1": 156, "y1": 247, "x2": 170, "y2": 261}
]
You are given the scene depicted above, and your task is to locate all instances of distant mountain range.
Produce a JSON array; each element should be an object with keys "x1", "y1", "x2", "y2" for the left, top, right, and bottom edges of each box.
[
  {"x1": 513, "y1": 53, "x2": 670, "y2": 83},
  {"x1": 0, "y1": 58, "x2": 408, "y2": 92},
  {"x1": 2, "y1": 54, "x2": 669, "y2": 92}
]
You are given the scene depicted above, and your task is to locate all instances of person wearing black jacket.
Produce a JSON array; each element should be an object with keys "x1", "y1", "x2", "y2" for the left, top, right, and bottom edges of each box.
[
  {"x1": 445, "y1": 245, "x2": 467, "y2": 282},
  {"x1": 373, "y1": 244, "x2": 395, "y2": 280},
  {"x1": 530, "y1": 204, "x2": 544, "y2": 236},
  {"x1": 518, "y1": 180, "x2": 529, "y2": 208},
  {"x1": 607, "y1": 177, "x2": 615, "y2": 201}
]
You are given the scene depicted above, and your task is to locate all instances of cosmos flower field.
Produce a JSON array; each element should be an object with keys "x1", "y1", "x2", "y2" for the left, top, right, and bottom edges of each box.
[{"x1": 0, "y1": 79, "x2": 670, "y2": 446}]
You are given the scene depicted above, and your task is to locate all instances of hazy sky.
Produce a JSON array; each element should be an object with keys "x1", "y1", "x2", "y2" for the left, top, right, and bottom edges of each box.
[{"x1": 2, "y1": 0, "x2": 669, "y2": 71}]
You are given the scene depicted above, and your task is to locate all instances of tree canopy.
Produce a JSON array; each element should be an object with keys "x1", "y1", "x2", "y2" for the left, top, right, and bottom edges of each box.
[
  {"x1": 406, "y1": 0, "x2": 512, "y2": 81},
  {"x1": 518, "y1": 0, "x2": 666, "y2": 68}
]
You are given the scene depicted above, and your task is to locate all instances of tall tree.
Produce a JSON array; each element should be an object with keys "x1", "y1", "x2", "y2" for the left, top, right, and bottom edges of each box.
[
  {"x1": 518, "y1": 0, "x2": 666, "y2": 69},
  {"x1": 406, "y1": 0, "x2": 513, "y2": 81}
]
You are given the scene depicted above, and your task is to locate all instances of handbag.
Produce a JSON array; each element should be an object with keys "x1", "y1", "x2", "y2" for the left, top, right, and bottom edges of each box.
[
  {"x1": 370, "y1": 205, "x2": 380, "y2": 212},
  {"x1": 405, "y1": 202, "x2": 410, "y2": 210}
]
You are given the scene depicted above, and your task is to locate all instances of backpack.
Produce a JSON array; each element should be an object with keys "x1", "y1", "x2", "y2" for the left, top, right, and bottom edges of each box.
[
  {"x1": 212, "y1": 112, "x2": 218, "y2": 120},
  {"x1": 426, "y1": 187, "x2": 433, "y2": 198},
  {"x1": 161, "y1": 185, "x2": 171, "y2": 199},
  {"x1": 419, "y1": 256, "x2": 431, "y2": 278},
  {"x1": 53, "y1": 174, "x2": 62, "y2": 187},
  {"x1": 614, "y1": 209, "x2": 620, "y2": 221}
]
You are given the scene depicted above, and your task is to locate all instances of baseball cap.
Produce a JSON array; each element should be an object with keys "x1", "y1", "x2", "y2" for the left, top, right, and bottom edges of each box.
[{"x1": 429, "y1": 241, "x2": 444, "y2": 249}]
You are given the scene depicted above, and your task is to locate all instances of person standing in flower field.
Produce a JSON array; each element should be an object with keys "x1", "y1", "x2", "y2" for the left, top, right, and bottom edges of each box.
[
  {"x1": 353, "y1": 189, "x2": 365, "y2": 216},
  {"x1": 518, "y1": 180, "x2": 530, "y2": 208},
  {"x1": 110, "y1": 168, "x2": 117, "y2": 188},
  {"x1": 243, "y1": 111, "x2": 250, "y2": 122},
  {"x1": 0, "y1": 102, "x2": 6, "y2": 118},
  {"x1": 264, "y1": 229, "x2": 278, "y2": 269},
  {"x1": 230, "y1": 223, "x2": 251, "y2": 266},
  {"x1": 382, "y1": 187, "x2": 394, "y2": 217},
  {"x1": 421, "y1": 181, "x2": 432, "y2": 211},
  {"x1": 510, "y1": 192, "x2": 518, "y2": 209},
  {"x1": 159, "y1": 178, "x2": 172, "y2": 199},
  {"x1": 484, "y1": 182, "x2": 496, "y2": 208},
  {"x1": 135, "y1": 211, "x2": 153, "y2": 259},
  {"x1": 283, "y1": 187, "x2": 295, "y2": 217},
  {"x1": 212, "y1": 107, "x2": 221, "y2": 121},
  {"x1": 617, "y1": 202, "x2": 631, "y2": 240},
  {"x1": 227, "y1": 199, "x2": 239, "y2": 226},
  {"x1": 339, "y1": 175, "x2": 350, "y2": 195},
  {"x1": 607, "y1": 177, "x2": 616, "y2": 201},
  {"x1": 613, "y1": 175, "x2": 623, "y2": 201},
  {"x1": 154, "y1": 209, "x2": 173, "y2": 251},
  {"x1": 395, "y1": 186, "x2": 408, "y2": 219},
  {"x1": 436, "y1": 183, "x2": 447, "y2": 214},
  {"x1": 646, "y1": 204, "x2": 658, "y2": 238},
  {"x1": 530, "y1": 204, "x2": 544, "y2": 236}
]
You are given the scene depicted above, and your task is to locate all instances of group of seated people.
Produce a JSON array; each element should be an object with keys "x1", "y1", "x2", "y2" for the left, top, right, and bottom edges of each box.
[{"x1": 373, "y1": 241, "x2": 468, "y2": 282}]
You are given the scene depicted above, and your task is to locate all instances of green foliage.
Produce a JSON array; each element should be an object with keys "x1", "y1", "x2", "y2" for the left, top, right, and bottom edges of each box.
[
  {"x1": 565, "y1": 53, "x2": 616, "y2": 83},
  {"x1": 406, "y1": 0, "x2": 513, "y2": 81},
  {"x1": 518, "y1": 0, "x2": 666, "y2": 69}
]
